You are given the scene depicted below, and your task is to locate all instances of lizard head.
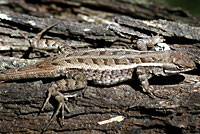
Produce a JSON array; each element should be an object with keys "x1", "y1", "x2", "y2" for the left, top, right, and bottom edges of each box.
[{"x1": 164, "y1": 50, "x2": 196, "y2": 74}]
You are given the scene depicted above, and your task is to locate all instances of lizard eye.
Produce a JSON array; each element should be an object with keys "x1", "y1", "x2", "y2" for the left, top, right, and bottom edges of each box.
[{"x1": 0, "y1": 71, "x2": 5, "y2": 74}]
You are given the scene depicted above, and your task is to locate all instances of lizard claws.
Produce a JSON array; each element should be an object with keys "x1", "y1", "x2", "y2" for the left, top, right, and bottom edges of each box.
[{"x1": 40, "y1": 84, "x2": 77, "y2": 132}]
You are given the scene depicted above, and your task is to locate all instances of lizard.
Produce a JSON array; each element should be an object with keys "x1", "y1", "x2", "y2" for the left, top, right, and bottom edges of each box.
[
  {"x1": 0, "y1": 48, "x2": 196, "y2": 132},
  {"x1": 20, "y1": 22, "x2": 165, "y2": 54},
  {"x1": 19, "y1": 22, "x2": 71, "y2": 57},
  {"x1": 108, "y1": 23, "x2": 165, "y2": 50},
  {"x1": 136, "y1": 34, "x2": 165, "y2": 51}
]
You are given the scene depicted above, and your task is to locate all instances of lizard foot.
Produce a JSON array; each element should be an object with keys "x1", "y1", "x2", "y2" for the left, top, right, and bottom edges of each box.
[
  {"x1": 40, "y1": 83, "x2": 77, "y2": 132},
  {"x1": 136, "y1": 67, "x2": 156, "y2": 98},
  {"x1": 142, "y1": 86, "x2": 156, "y2": 99},
  {"x1": 40, "y1": 70, "x2": 87, "y2": 132}
]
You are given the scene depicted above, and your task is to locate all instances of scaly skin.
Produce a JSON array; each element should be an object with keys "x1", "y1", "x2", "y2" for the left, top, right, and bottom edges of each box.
[
  {"x1": 0, "y1": 48, "x2": 196, "y2": 132},
  {"x1": 0, "y1": 48, "x2": 196, "y2": 82}
]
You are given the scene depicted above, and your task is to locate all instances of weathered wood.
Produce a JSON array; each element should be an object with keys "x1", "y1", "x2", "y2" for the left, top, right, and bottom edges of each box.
[
  {"x1": 0, "y1": 0, "x2": 199, "y2": 134},
  {"x1": 0, "y1": 11, "x2": 200, "y2": 60},
  {"x1": 0, "y1": 74, "x2": 199, "y2": 133},
  {"x1": 5, "y1": 0, "x2": 200, "y2": 26}
]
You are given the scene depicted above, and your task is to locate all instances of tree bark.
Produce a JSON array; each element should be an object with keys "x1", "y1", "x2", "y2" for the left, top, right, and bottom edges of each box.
[{"x1": 0, "y1": 0, "x2": 199, "y2": 134}]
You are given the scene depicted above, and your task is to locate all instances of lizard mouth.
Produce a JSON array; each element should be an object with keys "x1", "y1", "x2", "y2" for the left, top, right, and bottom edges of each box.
[{"x1": 164, "y1": 67, "x2": 193, "y2": 74}]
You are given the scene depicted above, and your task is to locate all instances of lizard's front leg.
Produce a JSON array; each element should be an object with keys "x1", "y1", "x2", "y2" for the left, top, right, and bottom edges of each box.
[
  {"x1": 41, "y1": 70, "x2": 87, "y2": 132},
  {"x1": 136, "y1": 66, "x2": 155, "y2": 97},
  {"x1": 136, "y1": 34, "x2": 165, "y2": 51}
]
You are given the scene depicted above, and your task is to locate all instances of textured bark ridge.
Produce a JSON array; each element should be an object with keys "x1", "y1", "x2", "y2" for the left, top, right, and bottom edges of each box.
[{"x1": 0, "y1": 0, "x2": 199, "y2": 134}]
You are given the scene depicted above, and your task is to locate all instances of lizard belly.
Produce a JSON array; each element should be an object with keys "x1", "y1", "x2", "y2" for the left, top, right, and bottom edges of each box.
[{"x1": 83, "y1": 68, "x2": 134, "y2": 85}]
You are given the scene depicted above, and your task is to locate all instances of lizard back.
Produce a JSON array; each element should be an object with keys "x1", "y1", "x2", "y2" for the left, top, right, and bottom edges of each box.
[{"x1": 0, "y1": 48, "x2": 195, "y2": 85}]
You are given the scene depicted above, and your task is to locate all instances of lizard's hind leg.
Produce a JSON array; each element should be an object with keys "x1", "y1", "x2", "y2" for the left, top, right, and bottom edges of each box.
[
  {"x1": 41, "y1": 86, "x2": 77, "y2": 132},
  {"x1": 40, "y1": 70, "x2": 87, "y2": 132}
]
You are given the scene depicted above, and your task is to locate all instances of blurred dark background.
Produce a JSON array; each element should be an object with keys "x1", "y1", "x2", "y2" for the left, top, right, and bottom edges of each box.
[{"x1": 153, "y1": 0, "x2": 200, "y2": 15}]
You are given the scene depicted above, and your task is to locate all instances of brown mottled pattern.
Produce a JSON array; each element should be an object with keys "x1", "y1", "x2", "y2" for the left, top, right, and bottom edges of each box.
[
  {"x1": 65, "y1": 53, "x2": 73, "y2": 57},
  {"x1": 77, "y1": 58, "x2": 84, "y2": 63},
  {"x1": 125, "y1": 51, "x2": 131, "y2": 55},
  {"x1": 69, "y1": 58, "x2": 80, "y2": 64},
  {"x1": 46, "y1": 40, "x2": 57, "y2": 47},
  {"x1": 0, "y1": 48, "x2": 196, "y2": 83},
  {"x1": 127, "y1": 58, "x2": 136, "y2": 64},
  {"x1": 103, "y1": 58, "x2": 115, "y2": 65},
  {"x1": 0, "y1": 47, "x2": 194, "y2": 132},
  {"x1": 82, "y1": 58, "x2": 93, "y2": 65},
  {"x1": 112, "y1": 50, "x2": 120, "y2": 55},
  {"x1": 102, "y1": 59, "x2": 109, "y2": 65},
  {"x1": 39, "y1": 39, "x2": 47, "y2": 46},
  {"x1": 141, "y1": 57, "x2": 154, "y2": 63},
  {"x1": 91, "y1": 58, "x2": 104, "y2": 65},
  {"x1": 81, "y1": 51, "x2": 100, "y2": 56},
  {"x1": 64, "y1": 59, "x2": 71, "y2": 63},
  {"x1": 51, "y1": 62, "x2": 60, "y2": 66},
  {"x1": 114, "y1": 58, "x2": 130, "y2": 65},
  {"x1": 83, "y1": 68, "x2": 134, "y2": 85},
  {"x1": 99, "y1": 51, "x2": 106, "y2": 55},
  {"x1": 81, "y1": 52, "x2": 90, "y2": 56}
]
